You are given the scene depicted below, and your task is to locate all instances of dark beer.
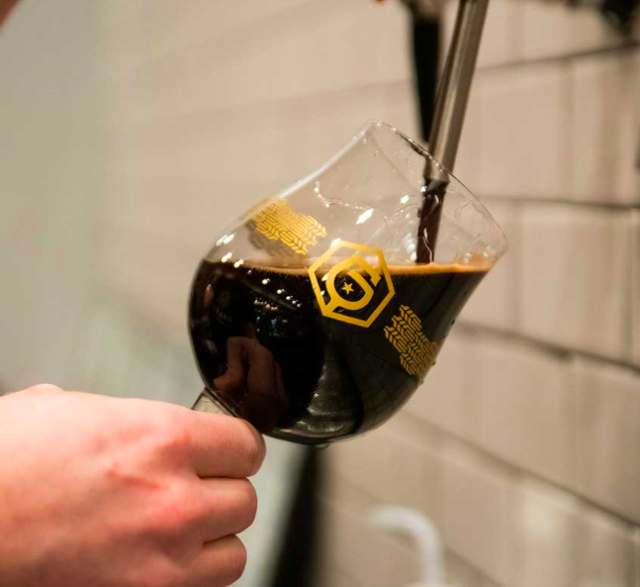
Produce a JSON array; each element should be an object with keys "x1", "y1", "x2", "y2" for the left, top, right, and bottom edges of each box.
[{"x1": 189, "y1": 260, "x2": 486, "y2": 443}]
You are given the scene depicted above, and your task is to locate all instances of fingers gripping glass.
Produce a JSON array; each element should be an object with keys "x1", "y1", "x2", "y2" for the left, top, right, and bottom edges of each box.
[{"x1": 190, "y1": 121, "x2": 507, "y2": 445}]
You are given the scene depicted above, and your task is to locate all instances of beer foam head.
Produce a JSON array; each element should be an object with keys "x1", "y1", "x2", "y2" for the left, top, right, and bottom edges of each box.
[{"x1": 239, "y1": 260, "x2": 490, "y2": 276}]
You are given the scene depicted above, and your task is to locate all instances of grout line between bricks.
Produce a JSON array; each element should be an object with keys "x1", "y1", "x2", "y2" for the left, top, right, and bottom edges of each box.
[
  {"x1": 477, "y1": 40, "x2": 640, "y2": 74},
  {"x1": 318, "y1": 457, "x2": 509, "y2": 587},
  {"x1": 479, "y1": 195, "x2": 640, "y2": 210},
  {"x1": 625, "y1": 216, "x2": 636, "y2": 361},
  {"x1": 324, "y1": 410, "x2": 640, "y2": 579},
  {"x1": 103, "y1": 0, "x2": 384, "y2": 86},
  {"x1": 509, "y1": 205, "x2": 524, "y2": 332},
  {"x1": 563, "y1": 59, "x2": 576, "y2": 206},
  {"x1": 96, "y1": 78, "x2": 413, "y2": 132},
  {"x1": 444, "y1": 548, "x2": 506, "y2": 587},
  {"x1": 331, "y1": 565, "x2": 365, "y2": 587},
  {"x1": 399, "y1": 409, "x2": 640, "y2": 530},
  {"x1": 632, "y1": 211, "x2": 639, "y2": 365},
  {"x1": 457, "y1": 321, "x2": 640, "y2": 375}
]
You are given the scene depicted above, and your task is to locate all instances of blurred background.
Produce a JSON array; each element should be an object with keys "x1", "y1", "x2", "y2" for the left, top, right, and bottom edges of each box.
[{"x1": 0, "y1": 0, "x2": 639, "y2": 585}]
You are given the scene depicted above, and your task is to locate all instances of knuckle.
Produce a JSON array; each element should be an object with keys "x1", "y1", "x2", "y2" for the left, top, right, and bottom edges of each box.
[
  {"x1": 149, "y1": 483, "x2": 197, "y2": 536},
  {"x1": 27, "y1": 383, "x2": 63, "y2": 394},
  {"x1": 169, "y1": 485, "x2": 199, "y2": 525},
  {"x1": 156, "y1": 411, "x2": 192, "y2": 454}
]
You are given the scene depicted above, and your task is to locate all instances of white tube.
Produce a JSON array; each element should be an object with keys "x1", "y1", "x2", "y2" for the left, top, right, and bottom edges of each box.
[{"x1": 370, "y1": 506, "x2": 445, "y2": 587}]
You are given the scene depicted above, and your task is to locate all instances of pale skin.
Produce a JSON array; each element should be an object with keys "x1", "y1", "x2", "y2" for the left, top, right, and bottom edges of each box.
[
  {"x1": 0, "y1": 386, "x2": 266, "y2": 587},
  {"x1": 0, "y1": 2, "x2": 266, "y2": 586}
]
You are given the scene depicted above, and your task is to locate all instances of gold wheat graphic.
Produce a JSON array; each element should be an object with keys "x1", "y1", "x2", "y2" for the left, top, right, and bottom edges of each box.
[
  {"x1": 384, "y1": 305, "x2": 440, "y2": 379},
  {"x1": 250, "y1": 200, "x2": 327, "y2": 255}
]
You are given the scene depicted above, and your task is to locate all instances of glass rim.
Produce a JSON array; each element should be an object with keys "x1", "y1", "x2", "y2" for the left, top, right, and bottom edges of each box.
[
  {"x1": 239, "y1": 119, "x2": 508, "y2": 265},
  {"x1": 349, "y1": 119, "x2": 508, "y2": 260}
]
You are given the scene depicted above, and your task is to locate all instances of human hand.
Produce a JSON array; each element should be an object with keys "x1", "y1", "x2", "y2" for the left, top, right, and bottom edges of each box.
[{"x1": 0, "y1": 384, "x2": 266, "y2": 587}]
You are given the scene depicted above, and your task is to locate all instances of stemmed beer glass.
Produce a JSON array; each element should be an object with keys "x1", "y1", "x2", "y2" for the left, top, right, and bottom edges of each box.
[{"x1": 189, "y1": 121, "x2": 507, "y2": 444}]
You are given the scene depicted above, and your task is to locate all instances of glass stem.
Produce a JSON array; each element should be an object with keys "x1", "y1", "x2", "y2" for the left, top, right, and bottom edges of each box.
[{"x1": 192, "y1": 388, "x2": 233, "y2": 415}]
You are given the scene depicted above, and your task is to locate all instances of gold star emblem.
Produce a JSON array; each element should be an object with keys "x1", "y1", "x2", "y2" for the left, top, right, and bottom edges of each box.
[{"x1": 342, "y1": 282, "x2": 354, "y2": 295}]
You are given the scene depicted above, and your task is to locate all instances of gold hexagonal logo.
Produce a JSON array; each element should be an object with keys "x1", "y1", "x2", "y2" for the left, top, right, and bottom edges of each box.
[{"x1": 307, "y1": 241, "x2": 395, "y2": 328}]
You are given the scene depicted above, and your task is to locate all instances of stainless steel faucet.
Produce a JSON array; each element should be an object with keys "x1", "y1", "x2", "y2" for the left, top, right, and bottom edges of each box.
[
  {"x1": 410, "y1": 0, "x2": 489, "y2": 262},
  {"x1": 428, "y1": 0, "x2": 490, "y2": 172}
]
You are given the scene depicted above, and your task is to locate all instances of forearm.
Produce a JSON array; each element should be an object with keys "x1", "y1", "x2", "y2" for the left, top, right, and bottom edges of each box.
[{"x1": 0, "y1": 0, "x2": 19, "y2": 29}]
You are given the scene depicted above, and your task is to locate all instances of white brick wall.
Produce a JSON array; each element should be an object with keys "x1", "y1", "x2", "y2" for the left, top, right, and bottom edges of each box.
[
  {"x1": 0, "y1": 0, "x2": 105, "y2": 391},
  {"x1": 445, "y1": 552, "x2": 488, "y2": 587},
  {"x1": 576, "y1": 358, "x2": 640, "y2": 523},
  {"x1": 442, "y1": 445, "x2": 520, "y2": 586},
  {"x1": 314, "y1": 494, "x2": 421, "y2": 587},
  {"x1": 471, "y1": 338, "x2": 576, "y2": 487},
  {"x1": 464, "y1": 64, "x2": 574, "y2": 199},
  {"x1": 103, "y1": 0, "x2": 411, "y2": 119},
  {"x1": 443, "y1": 0, "x2": 524, "y2": 68},
  {"x1": 404, "y1": 331, "x2": 477, "y2": 439},
  {"x1": 519, "y1": 479, "x2": 636, "y2": 587},
  {"x1": 570, "y1": 52, "x2": 640, "y2": 204},
  {"x1": 520, "y1": 206, "x2": 630, "y2": 358},
  {"x1": 273, "y1": 81, "x2": 419, "y2": 185},
  {"x1": 520, "y1": 0, "x2": 620, "y2": 60},
  {"x1": 518, "y1": 481, "x2": 583, "y2": 587},
  {"x1": 575, "y1": 508, "x2": 635, "y2": 587},
  {"x1": 458, "y1": 201, "x2": 519, "y2": 329}
]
